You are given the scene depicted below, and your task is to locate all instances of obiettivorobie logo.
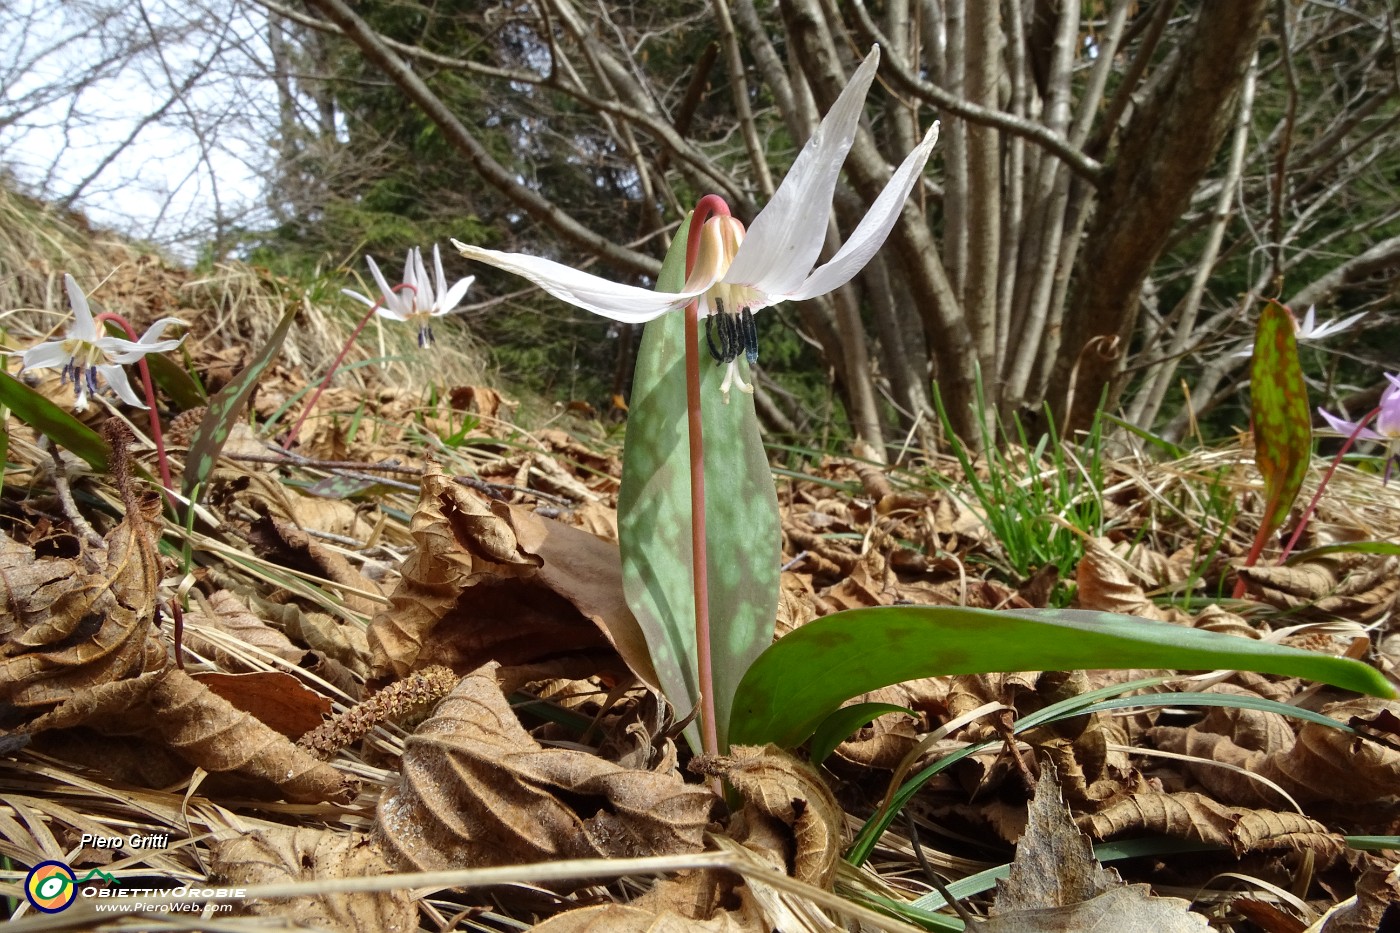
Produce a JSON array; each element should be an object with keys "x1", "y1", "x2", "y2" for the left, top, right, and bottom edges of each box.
[
  {"x1": 22, "y1": 860, "x2": 242, "y2": 916},
  {"x1": 23, "y1": 861, "x2": 118, "y2": 913}
]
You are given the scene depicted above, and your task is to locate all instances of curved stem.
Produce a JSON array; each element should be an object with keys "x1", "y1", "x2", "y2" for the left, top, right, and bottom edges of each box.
[
  {"x1": 684, "y1": 194, "x2": 729, "y2": 762},
  {"x1": 1279, "y1": 406, "x2": 1381, "y2": 561},
  {"x1": 281, "y1": 286, "x2": 414, "y2": 450}
]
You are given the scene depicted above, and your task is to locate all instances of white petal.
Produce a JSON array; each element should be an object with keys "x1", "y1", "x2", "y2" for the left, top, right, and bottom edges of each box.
[
  {"x1": 726, "y1": 46, "x2": 882, "y2": 295},
  {"x1": 366, "y1": 255, "x2": 404, "y2": 315},
  {"x1": 1298, "y1": 305, "x2": 1316, "y2": 335},
  {"x1": 1318, "y1": 407, "x2": 1381, "y2": 441},
  {"x1": 411, "y1": 247, "x2": 433, "y2": 311},
  {"x1": 101, "y1": 329, "x2": 183, "y2": 363},
  {"x1": 342, "y1": 287, "x2": 377, "y2": 308},
  {"x1": 432, "y1": 244, "x2": 450, "y2": 306},
  {"x1": 19, "y1": 340, "x2": 71, "y2": 371},
  {"x1": 136, "y1": 317, "x2": 186, "y2": 346},
  {"x1": 64, "y1": 274, "x2": 98, "y2": 341},
  {"x1": 434, "y1": 275, "x2": 475, "y2": 316},
  {"x1": 98, "y1": 364, "x2": 147, "y2": 408},
  {"x1": 453, "y1": 240, "x2": 694, "y2": 323},
  {"x1": 785, "y1": 121, "x2": 940, "y2": 302}
]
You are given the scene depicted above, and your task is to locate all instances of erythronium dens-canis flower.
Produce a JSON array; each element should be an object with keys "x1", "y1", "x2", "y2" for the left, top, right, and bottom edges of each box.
[
  {"x1": 18, "y1": 274, "x2": 184, "y2": 412},
  {"x1": 453, "y1": 45, "x2": 939, "y2": 398},
  {"x1": 342, "y1": 244, "x2": 475, "y2": 348}
]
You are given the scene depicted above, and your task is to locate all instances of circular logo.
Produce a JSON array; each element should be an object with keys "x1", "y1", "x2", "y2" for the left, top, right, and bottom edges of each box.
[{"x1": 25, "y1": 861, "x2": 77, "y2": 913}]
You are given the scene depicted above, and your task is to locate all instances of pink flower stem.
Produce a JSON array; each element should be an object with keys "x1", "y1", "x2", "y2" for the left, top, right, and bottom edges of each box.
[
  {"x1": 94, "y1": 311, "x2": 185, "y2": 667},
  {"x1": 281, "y1": 285, "x2": 415, "y2": 450},
  {"x1": 1278, "y1": 406, "x2": 1381, "y2": 561},
  {"x1": 684, "y1": 194, "x2": 730, "y2": 763},
  {"x1": 93, "y1": 313, "x2": 174, "y2": 496}
]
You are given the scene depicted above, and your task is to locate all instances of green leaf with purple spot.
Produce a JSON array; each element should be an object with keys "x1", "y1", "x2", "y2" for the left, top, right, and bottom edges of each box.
[
  {"x1": 729, "y1": 605, "x2": 1395, "y2": 749},
  {"x1": 0, "y1": 370, "x2": 109, "y2": 471},
  {"x1": 618, "y1": 217, "x2": 782, "y2": 752},
  {"x1": 1249, "y1": 299, "x2": 1313, "y2": 551}
]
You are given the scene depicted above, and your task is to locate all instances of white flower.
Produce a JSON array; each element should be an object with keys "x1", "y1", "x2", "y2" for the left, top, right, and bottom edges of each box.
[
  {"x1": 342, "y1": 244, "x2": 475, "y2": 348},
  {"x1": 18, "y1": 274, "x2": 184, "y2": 412},
  {"x1": 1295, "y1": 305, "x2": 1366, "y2": 341},
  {"x1": 1231, "y1": 305, "x2": 1367, "y2": 357},
  {"x1": 452, "y1": 45, "x2": 939, "y2": 397}
]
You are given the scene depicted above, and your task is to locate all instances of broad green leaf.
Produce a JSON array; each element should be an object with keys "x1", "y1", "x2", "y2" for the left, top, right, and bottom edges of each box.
[
  {"x1": 1248, "y1": 299, "x2": 1312, "y2": 552},
  {"x1": 618, "y1": 217, "x2": 782, "y2": 752},
  {"x1": 808, "y1": 702, "x2": 914, "y2": 766},
  {"x1": 729, "y1": 605, "x2": 1394, "y2": 749},
  {"x1": 183, "y1": 302, "x2": 299, "y2": 496},
  {"x1": 0, "y1": 370, "x2": 110, "y2": 471}
]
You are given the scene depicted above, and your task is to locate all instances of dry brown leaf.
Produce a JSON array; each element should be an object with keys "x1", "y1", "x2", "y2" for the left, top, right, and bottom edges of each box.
[
  {"x1": 531, "y1": 899, "x2": 755, "y2": 933},
  {"x1": 1238, "y1": 555, "x2": 1400, "y2": 624},
  {"x1": 0, "y1": 490, "x2": 165, "y2": 710},
  {"x1": 193, "y1": 670, "x2": 331, "y2": 738},
  {"x1": 693, "y1": 744, "x2": 843, "y2": 888},
  {"x1": 374, "y1": 662, "x2": 712, "y2": 873},
  {"x1": 1077, "y1": 789, "x2": 1343, "y2": 862},
  {"x1": 367, "y1": 462, "x2": 647, "y2": 688},
  {"x1": 1152, "y1": 694, "x2": 1400, "y2": 810},
  {"x1": 1317, "y1": 864, "x2": 1400, "y2": 933},
  {"x1": 1075, "y1": 539, "x2": 1188, "y2": 622},
  {"x1": 24, "y1": 667, "x2": 355, "y2": 803},
  {"x1": 181, "y1": 590, "x2": 307, "y2": 670},
  {"x1": 246, "y1": 512, "x2": 384, "y2": 617},
  {"x1": 210, "y1": 826, "x2": 415, "y2": 933},
  {"x1": 986, "y1": 765, "x2": 1208, "y2": 932}
]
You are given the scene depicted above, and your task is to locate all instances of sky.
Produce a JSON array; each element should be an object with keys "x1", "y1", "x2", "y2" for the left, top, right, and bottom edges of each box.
[{"x1": 0, "y1": 0, "x2": 274, "y2": 260}]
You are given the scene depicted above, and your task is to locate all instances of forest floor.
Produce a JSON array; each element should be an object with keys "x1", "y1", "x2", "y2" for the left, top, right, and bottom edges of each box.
[{"x1": 1, "y1": 188, "x2": 1398, "y2": 932}]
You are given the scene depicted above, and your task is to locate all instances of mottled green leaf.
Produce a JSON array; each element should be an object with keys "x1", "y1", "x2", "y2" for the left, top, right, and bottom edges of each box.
[
  {"x1": 729, "y1": 605, "x2": 1395, "y2": 749},
  {"x1": 808, "y1": 702, "x2": 914, "y2": 766},
  {"x1": 303, "y1": 474, "x2": 382, "y2": 499},
  {"x1": 1249, "y1": 300, "x2": 1312, "y2": 549},
  {"x1": 618, "y1": 217, "x2": 782, "y2": 752},
  {"x1": 0, "y1": 370, "x2": 110, "y2": 471},
  {"x1": 183, "y1": 302, "x2": 299, "y2": 496}
]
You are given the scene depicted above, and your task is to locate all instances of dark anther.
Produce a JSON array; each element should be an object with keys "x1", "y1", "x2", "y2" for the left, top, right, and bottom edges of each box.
[
  {"x1": 706, "y1": 308, "x2": 741, "y2": 364},
  {"x1": 740, "y1": 307, "x2": 759, "y2": 364},
  {"x1": 419, "y1": 326, "x2": 435, "y2": 349}
]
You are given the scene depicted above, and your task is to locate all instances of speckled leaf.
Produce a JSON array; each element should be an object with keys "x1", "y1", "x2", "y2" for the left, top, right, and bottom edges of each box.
[
  {"x1": 304, "y1": 474, "x2": 381, "y2": 499},
  {"x1": 0, "y1": 370, "x2": 110, "y2": 471},
  {"x1": 1250, "y1": 300, "x2": 1312, "y2": 543},
  {"x1": 183, "y1": 303, "x2": 299, "y2": 496},
  {"x1": 729, "y1": 606, "x2": 1395, "y2": 749},
  {"x1": 618, "y1": 218, "x2": 781, "y2": 752}
]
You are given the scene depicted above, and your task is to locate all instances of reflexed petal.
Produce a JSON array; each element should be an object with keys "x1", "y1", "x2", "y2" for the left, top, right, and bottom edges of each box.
[
  {"x1": 410, "y1": 247, "x2": 433, "y2": 310},
  {"x1": 19, "y1": 340, "x2": 70, "y2": 371},
  {"x1": 1298, "y1": 306, "x2": 1316, "y2": 335},
  {"x1": 136, "y1": 317, "x2": 186, "y2": 347},
  {"x1": 342, "y1": 287, "x2": 378, "y2": 308},
  {"x1": 784, "y1": 121, "x2": 940, "y2": 302},
  {"x1": 64, "y1": 274, "x2": 98, "y2": 341},
  {"x1": 435, "y1": 275, "x2": 475, "y2": 316},
  {"x1": 98, "y1": 364, "x2": 147, "y2": 408},
  {"x1": 366, "y1": 255, "x2": 405, "y2": 316},
  {"x1": 454, "y1": 240, "x2": 693, "y2": 323},
  {"x1": 101, "y1": 329, "x2": 184, "y2": 363},
  {"x1": 1318, "y1": 407, "x2": 1382, "y2": 441},
  {"x1": 726, "y1": 46, "x2": 882, "y2": 295}
]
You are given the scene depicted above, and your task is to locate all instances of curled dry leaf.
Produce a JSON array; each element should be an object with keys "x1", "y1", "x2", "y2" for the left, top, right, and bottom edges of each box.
[
  {"x1": 210, "y1": 826, "x2": 415, "y2": 933},
  {"x1": 181, "y1": 589, "x2": 307, "y2": 671},
  {"x1": 23, "y1": 667, "x2": 355, "y2": 803},
  {"x1": 1152, "y1": 695, "x2": 1400, "y2": 811},
  {"x1": 986, "y1": 765, "x2": 1209, "y2": 933},
  {"x1": 1317, "y1": 864, "x2": 1400, "y2": 933},
  {"x1": 368, "y1": 462, "x2": 656, "y2": 688},
  {"x1": 0, "y1": 491, "x2": 165, "y2": 710},
  {"x1": 246, "y1": 511, "x2": 384, "y2": 617},
  {"x1": 375, "y1": 662, "x2": 712, "y2": 873},
  {"x1": 1075, "y1": 539, "x2": 1190, "y2": 623},
  {"x1": 1076, "y1": 789, "x2": 1343, "y2": 863},
  {"x1": 1237, "y1": 554, "x2": 1399, "y2": 624},
  {"x1": 691, "y1": 744, "x2": 843, "y2": 888}
]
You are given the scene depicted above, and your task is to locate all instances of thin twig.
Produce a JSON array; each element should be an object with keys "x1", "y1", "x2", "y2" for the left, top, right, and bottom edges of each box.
[{"x1": 45, "y1": 439, "x2": 103, "y2": 547}]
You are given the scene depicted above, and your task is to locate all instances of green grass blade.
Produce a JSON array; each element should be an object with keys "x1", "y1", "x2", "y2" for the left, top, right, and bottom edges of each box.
[
  {"x1": 1249, "y1": 299, "x2": 1312, "y2": 547},
  {"x1": 808, "y1": 702, "x2": 914, "y2": 766},
  {"x1": 729, "y1": 605, "x2": 1394, "y2": 749},
  {"x1": 618, "y1": 219, "x2": 781, "y2": 752},
  {"x1": 183, "y1": 302, "x2": 299, "y2": 495},
  {"x1": 0, "y1": 370, "x2": 110, "y2": 471}
]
